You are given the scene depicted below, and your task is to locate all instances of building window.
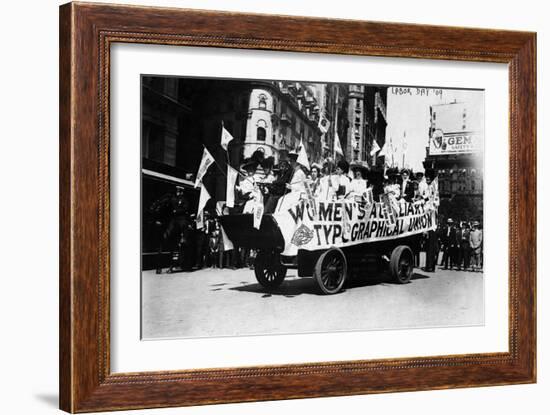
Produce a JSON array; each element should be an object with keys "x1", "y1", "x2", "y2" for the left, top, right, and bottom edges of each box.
[
  {"x1": 257, "y1": 127, "x2": 266, "y2": 141},
  {"x1": 259, "y1": 94, "x2": 267, "y2": 109},
  {"x1": 144, "y1": 122, "x2": 165, "y2": 162}
]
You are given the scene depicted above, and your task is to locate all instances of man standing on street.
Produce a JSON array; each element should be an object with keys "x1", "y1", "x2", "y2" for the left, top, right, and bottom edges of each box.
[
  {"x1": 150, "y1": 185, "x2": 191, "y2": 274},
  {"x1": 440, "y1": 218, "x2": 457, "y2": 270},
  {"x1": 457, "y1": 222, "x2": 471, "y2": 271},
  {"x1": 469, "y1": 221, "x2": 483, "y2": 271}
]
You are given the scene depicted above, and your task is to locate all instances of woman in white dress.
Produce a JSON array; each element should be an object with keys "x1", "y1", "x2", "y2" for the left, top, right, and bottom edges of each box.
[
  {"x1": 347, "y1": 165, "x2": 368, "y2": 200},
  {"x1": 318, "y1": 161, "x2": 337, "y2": 200},
  {"x1": 308, "y1": 164, "x2": 322, "y2": 198},
  {"x1": 237, "y1": 162, "x2": 260, "y2": 214},
  {"x1": 333, "y1": 160, "x2": 351, "y2": 199}
]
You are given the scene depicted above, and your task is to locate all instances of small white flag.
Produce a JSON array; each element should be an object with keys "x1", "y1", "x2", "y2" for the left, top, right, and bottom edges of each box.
[
  {"x1": 318, "y1": 113, "x2": 330, "y2": 134},
  {"x1": 297, "y1": 139, "x2": 310, "y2": 171},
  {"x1": 215, "y1": 201, "x2": 225, "y2": 216},
  {"x1": 220, "y1": 225, "x2": 234, "y2": 251},
  {"x1": 226, "y1": 165, "x2": 239, "y2": 208},
  {"x1": 196, "y1": 184, "x2": 211, "y2": 229},
  {"x1": 194, "y1": 148, "x2": 215, "y2": 188},
  {"x1": 378, "y1": 143, "x2": 387, "y2": 156},
  {"x1": 334, "y1": 132, "x2": 344, "y2": 156},
  {"x1": 365, "y1": 187, "x2": 374, "y2": 206},
  {"x1": 370, "y1": 140, "x2": 381, "y2": 156},
  {"x1": 220, "y1": 126, "x2": 234, "y2": 151},
  {"x1": 252, "y1": 192, "x2": 264, "y2": 230}
]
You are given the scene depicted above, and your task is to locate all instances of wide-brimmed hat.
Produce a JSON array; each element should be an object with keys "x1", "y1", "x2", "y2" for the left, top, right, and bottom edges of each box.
[
  {"x1": 447, "y1": 218, "x2": 454, "y2": 223},
  {"x1": 241, "y1": 160, "x2": 258, "y2": 172},
  {"x1": 337, "y1": 159, "x2": 349, "y2": 173},
  {"x1": 288, "y1": 150, "x2": 299, "y2": 161},
  {"x1": 322, "y1": 160, "x2": 335, "y2": 171},
  {"x1": 425, "y1": 168, "x2": 436, "y2": 180},
  {"x1": 261, "y1": 156, "x2": 275, "y2": 170},
  {"x1": 310, "y1": 162, "x2": 322, "y2": 172},
  {"x1": 350, "y1": 163, "x2": 369, "y2": 175}
]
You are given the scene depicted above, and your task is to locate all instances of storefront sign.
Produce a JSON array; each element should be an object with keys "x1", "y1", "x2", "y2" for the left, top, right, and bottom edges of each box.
[{"x1": 429, "y1": 130, "x2": 481, "y2": 155}]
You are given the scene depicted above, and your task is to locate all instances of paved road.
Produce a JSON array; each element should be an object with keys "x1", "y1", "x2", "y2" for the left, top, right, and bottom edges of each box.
[{"x1": 142, "y1": 264, "x2": 484, "y2": 339}]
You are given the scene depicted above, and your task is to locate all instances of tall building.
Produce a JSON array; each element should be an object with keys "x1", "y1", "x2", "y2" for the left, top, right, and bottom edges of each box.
[
  {"x1": 364, "y1": 86, "x2": 388, "y2": 167},
  {"x1": 423, "y1": 100, "x2": 484, "y2": 222},
  {"x1": 345, "y1": 85, "x2": 365, "y2": 162},
  {"x1": 243, "y1": 81, "x2": 325, "y2": 164},
  {"x1": 318, "y1": 84, "x2": 387, "y2": 167}
]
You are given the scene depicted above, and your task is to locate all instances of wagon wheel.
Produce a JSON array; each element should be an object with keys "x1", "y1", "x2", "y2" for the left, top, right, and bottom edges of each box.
[
  {"x1": 254, "y1": 251, "x2": 287, "y2": 289},
  {"x1": 313, "y1": 248, "x2": 347, "y2": 295},
  {"x1": 390, "y1": 245, "x2": 414, "y2": 284}
]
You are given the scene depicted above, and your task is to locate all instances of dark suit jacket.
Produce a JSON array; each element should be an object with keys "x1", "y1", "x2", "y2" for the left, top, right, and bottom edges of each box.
[
  {"x1": 440, "y1": 225, "x2": 458, "y2": 247},
  {"x1": 458, "y1": 229, "x2": 471, "y2": 248},
  {"x1": 401, "y1": 179, "x2": 415, "y2": 202}
]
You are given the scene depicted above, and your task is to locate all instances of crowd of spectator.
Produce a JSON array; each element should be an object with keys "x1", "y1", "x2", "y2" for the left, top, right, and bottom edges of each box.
[{"x1": 435, "y1": 218, "x2": 483, "y2": 271}]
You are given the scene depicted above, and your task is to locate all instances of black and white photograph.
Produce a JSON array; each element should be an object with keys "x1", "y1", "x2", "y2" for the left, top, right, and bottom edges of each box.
[{"x1": 141, "y1": 76, "x2": 484, "y2": 339}]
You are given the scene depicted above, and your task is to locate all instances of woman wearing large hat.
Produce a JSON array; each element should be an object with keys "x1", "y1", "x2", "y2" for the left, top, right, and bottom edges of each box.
[
  {"x1": 236, "y1": 160, "x2": 259, "y2": 213},
  {"x1": 333, "y1": 159, "x2": 350, "y2": 199},
  {"x1": 347, "y1": 164, "x2": 369, "y2": 200},
  {"x1": 285, "y1": 150, "x2": 308, "y2": 194},
  {"x1": 318, "y1": 160, "x2": 336, "y2": 200}
]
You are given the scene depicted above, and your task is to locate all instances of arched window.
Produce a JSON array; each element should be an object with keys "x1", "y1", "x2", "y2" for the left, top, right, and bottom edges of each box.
[
  {"x1": 257, "y1": 127, "x2": 266, "y2": 141},
  {"x1": 256, "y1": 119, "x2": 267, "y2": 141},
  {"x1": 258, "y1": 94, "x2": 267, "y2": 109}
]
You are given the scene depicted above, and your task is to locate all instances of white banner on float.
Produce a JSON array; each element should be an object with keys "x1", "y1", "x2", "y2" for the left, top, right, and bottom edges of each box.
[{"x1": 273, "y1": 199, "x2": 437, "y2": 255}]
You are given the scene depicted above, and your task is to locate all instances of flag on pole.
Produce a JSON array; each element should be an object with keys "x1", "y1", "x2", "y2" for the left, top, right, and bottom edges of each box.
[
  {"x1": 297, "y1": 139, "x2": 310, "y2": 171},
  {"x1": 220, "y1": 125, "x2": 234, "y2": 151},
  {"x1": 196, "y1": 183, "x2": 211, "y2": 229},
  {"x1": 318, "y1": 112, "x2": 330, "y2": 134},
  {"x1": 334, "y1": 132, "x2": 344, "y2": 156},
  {"x1": 220, "y1": 225, "x2": 234, "y2": 251},
  {"x1": 194, "y1": 147, "x2": 215, "y2": 187},
  {"x1": 365, "y1": 187, "x2": 374, "y2": 206},
  {"x1": 225, "y1": 165, "x2": 239, "y2": 208},
  {"x1": 252, "y1": 192, "x2": 264, "y2": 230},
  {"x1": 370, "y1": 140, "x2": 381, "y2": 156}
]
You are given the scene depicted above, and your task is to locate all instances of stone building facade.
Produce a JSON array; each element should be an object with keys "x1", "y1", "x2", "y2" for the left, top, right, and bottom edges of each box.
[{"x1": 424, "y1": 101, "x2": 484, "y2": 223}]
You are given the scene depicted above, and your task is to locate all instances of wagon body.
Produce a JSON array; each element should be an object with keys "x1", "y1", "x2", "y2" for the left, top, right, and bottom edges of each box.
[
  {"x1": 220, "y1": 212, "x2": 425, "y2": 294},
  {"x1": 220, "y1": 213, "x2": 285, "y2": 251}
]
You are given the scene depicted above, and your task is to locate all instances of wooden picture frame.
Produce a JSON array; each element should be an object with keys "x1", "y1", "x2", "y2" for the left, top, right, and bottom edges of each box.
[{"x1": 59, "y1": 2, "x2": 536, "y2": 412}]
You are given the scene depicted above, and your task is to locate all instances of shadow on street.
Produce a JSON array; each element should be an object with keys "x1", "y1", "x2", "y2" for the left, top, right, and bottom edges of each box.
[{"x1": 229, "y1": 270, "x2": 431, "y2": 297}]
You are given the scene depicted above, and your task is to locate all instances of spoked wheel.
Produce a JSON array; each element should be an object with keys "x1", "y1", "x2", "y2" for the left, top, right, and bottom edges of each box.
[
  {"x1": 390, "y1": 245, "x2": 414, "y2": 284},
  {"x1": 254, "y1": 251, "x2": 287, "y2": 289},
  {"x1": 314, "y1": 248, "x2": 348, "y2": 295}
]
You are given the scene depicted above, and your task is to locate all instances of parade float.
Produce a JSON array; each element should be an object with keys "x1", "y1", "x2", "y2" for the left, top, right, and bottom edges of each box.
[{"x1": 221, "y1": 194, "x2": 437, "y2": 294}]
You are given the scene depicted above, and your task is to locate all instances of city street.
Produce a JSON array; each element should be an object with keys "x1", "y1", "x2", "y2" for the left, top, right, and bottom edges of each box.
[{"x1": 142, "y1": 264, "x2": 483, "y2": 339}]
